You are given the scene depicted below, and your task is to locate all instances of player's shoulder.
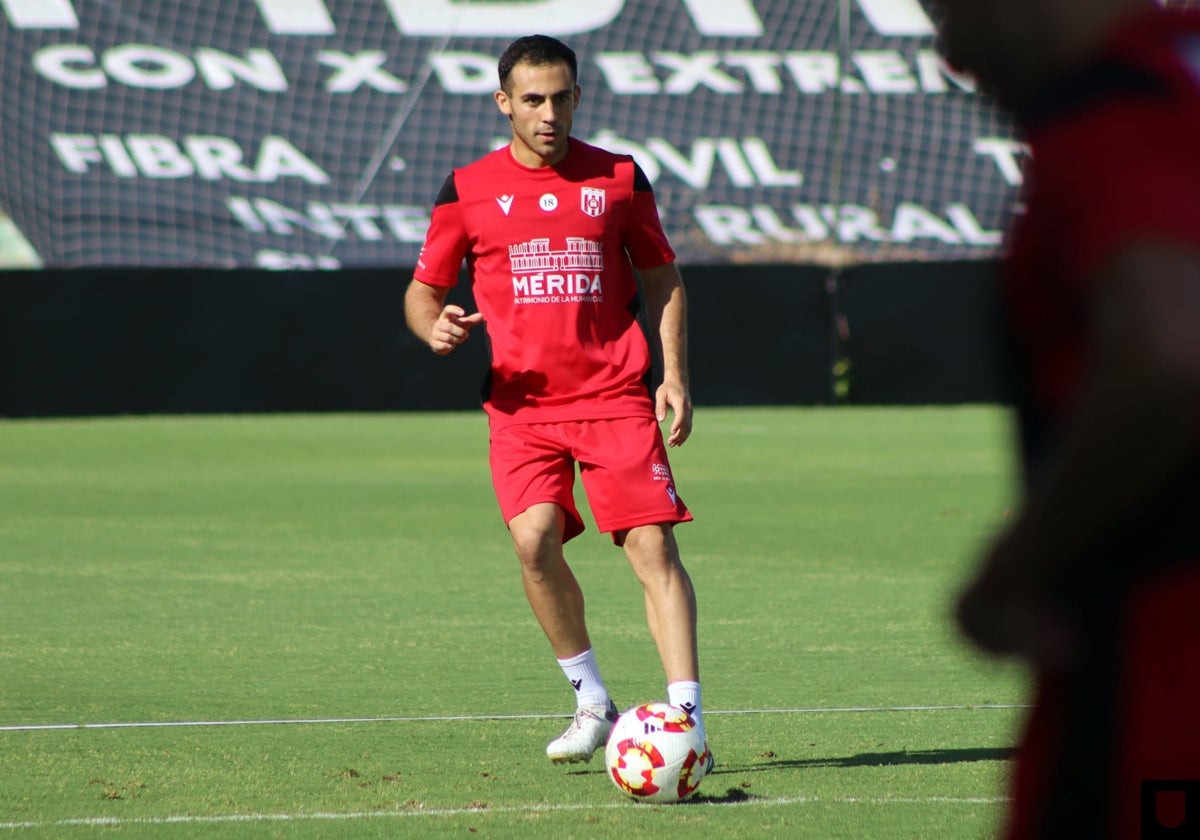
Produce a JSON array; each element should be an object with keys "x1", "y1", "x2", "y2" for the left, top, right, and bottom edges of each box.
[
  {"x1": 567, "y1": 140, "x2": 651, "y2": 191},
  {"x1": 568, "y1": 139, "x2": 636, "y2": 171},
  {"x1": 1029, "y1": 9, "x2": 1200, "y2": 129},
  {"x1": 568, "y1": 138, "x2": 629, "y2": 164},
  {"x1": 436, "y1": 147, "x2": 512, "y2": 203},
  {"x1": 457, "y1": 146, "x2": 511, "y2": 176}
]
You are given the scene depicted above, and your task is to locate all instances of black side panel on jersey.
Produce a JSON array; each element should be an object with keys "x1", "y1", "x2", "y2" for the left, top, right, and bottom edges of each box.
[
  {"x1": 632, "y1": 163, "x2": 653, "y2": 194},
  {"x1": 478, "y1": 327, "x2": 495, "y2": 407},
  {"x1": 434, "y1": 173, "x2": 459, "y2": 206}
]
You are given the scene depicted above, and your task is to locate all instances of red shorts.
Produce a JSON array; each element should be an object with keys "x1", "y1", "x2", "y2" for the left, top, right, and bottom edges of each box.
[
  {"x1": 1006, "y1": 563, "x2": 1200, "y2": 839},
  {"x1": 488, "y1": 417, "x2": 693, "y2": 544}
]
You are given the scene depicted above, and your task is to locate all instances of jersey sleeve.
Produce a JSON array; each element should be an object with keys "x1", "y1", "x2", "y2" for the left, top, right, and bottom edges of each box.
[
  {"x1": 413, "y1": 173, "x2": 469, "y2": 288},
  {"x1": 621, "y1": 162, "x2": 677, "y2": 270}
]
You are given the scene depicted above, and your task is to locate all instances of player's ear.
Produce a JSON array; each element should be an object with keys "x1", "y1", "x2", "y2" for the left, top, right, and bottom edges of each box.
[
  {"x1": 494, "y1": 89, "x2": 513, "y2": 118},
  {"x1": 573, "y1": 85, "x2": 581, "y2": 109}
]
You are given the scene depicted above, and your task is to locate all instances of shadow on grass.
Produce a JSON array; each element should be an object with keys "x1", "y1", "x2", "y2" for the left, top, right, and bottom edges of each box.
[
  {"x1": 566, "y1": 747, "x2": 1015, "y2": 806},
  {"x1": 683, "y1": 786, "x2": 756, "y2": 804},
  {"x1": 569, "y1": 747, "x2": 1015, "y2": 779},
  {"x1": 564, "y1": 765, "x2": 761, "y2": 804},
  {"x1": 734, "y1": 746, "x2": 1016, "y2": 772}
]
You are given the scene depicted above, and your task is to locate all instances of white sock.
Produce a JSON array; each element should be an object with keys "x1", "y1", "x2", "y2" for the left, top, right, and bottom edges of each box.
[
  {"x1": 557, "y1": 648, "x2": 610, "y2": 709},
  {"x1": 668, "y1": 680, "x2": 703, "y2": 731}
]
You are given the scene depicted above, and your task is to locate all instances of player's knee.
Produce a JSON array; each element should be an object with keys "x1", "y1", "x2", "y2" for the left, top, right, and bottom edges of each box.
[
  {"x1": 510, "y1": 527, "x2": 565, "y2": 574},
  {"x1": 622, "y1": 523, "x2": 677, "y2": 559},
  {"x1": 508, "y1": 505, "x2": 565, "y2": 561},
  {"x1": 623, "y1": 524, "x2": 685, "y2": 581}
]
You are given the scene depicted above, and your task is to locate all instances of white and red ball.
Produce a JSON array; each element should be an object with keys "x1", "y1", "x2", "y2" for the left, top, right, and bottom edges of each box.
[{"x1": 604, "y1": 702, "x2": 710, "y2": 803}]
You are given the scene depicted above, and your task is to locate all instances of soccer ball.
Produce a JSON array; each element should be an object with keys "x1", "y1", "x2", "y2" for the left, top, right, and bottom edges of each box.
[{"x1": 605, "y1": 702, "x2": 710, "y2": 803}]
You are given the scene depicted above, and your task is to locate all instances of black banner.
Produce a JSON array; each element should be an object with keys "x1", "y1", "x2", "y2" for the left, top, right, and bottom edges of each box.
[{"x1": 0, "y1": 0, "x2": 1024, "y2": 268}]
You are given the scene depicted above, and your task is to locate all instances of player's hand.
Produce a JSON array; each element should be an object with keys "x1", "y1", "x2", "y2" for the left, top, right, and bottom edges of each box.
[
  {"x1": 655, "y1": 380, "x2": 693, "y2": 447},
  {"x1": 430, "y1": 306, "x2": 483, "y2": 355},
  {"x1": 955, "y1": 522, "x2": 1081, "y2": 669}
]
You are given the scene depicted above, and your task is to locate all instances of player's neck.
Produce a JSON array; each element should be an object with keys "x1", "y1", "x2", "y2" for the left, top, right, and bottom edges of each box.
[{"x1": 508, "y1": 137, "x2": 571, "y2": 169}]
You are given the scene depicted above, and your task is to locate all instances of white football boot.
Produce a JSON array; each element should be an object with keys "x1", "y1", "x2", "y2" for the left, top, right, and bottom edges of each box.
[{"x1": 546, "y1": 700, "x2": 619, "y2": 764}]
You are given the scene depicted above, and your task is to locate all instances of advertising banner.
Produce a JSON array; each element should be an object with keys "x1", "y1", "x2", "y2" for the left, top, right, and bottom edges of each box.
[{"x1": 0, "y1": 0, "x2": 1026, "y2": 268}]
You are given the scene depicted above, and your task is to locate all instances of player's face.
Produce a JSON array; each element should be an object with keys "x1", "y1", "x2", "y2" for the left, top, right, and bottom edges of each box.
[{"x1": 495, "y1": 60, "x2": 580, "y2": 167}]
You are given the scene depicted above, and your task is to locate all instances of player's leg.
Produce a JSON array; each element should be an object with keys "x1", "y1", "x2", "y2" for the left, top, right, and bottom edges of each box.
[
  {"x1": 574, "y1": 417, "x2": 708, "y2": 757},
  {"x1": 508, "y1": 502, "x2": 591, "y2": 660},
  {"x1": 619, "y1": 522, "x2": 699, "y2": 686},
  {"x1": 618, "y1": 522, "x2": 712, "y2": 770},
  {"x1": 491, "y1": 424, "x2": 616, "y2": 763},
  {"x1": 508, "y1": 503, "x2": 617, "y2": 762}
]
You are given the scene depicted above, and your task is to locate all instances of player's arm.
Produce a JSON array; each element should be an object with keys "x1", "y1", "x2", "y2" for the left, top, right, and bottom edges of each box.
[
  {"x1": 639, "y1": 261, "x2": 692, "y2": 447},
  {"x1": 958, "y1": 240, "x2": 1200, "y2": 664},
  {"x1": 404, "y1": 279, "x2": 483, "y2": 355},
  {"x1": 405, "y1": 172, "x2": 482, "y2": 355}
]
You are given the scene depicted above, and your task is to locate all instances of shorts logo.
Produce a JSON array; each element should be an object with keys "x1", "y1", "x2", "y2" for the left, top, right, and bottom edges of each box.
[
  {"x1": 651, "y1": 463, "x2": 671, "y2": 481},
  {"x1": 539, "y1": 193, "x2": 558, "y2": 212},
  {"x1": 581, "y1": 187, "x2": 606, "y2": 218},
  {"x1": 1143, "y1": 780, "x2": 1200, "y2": 838}
]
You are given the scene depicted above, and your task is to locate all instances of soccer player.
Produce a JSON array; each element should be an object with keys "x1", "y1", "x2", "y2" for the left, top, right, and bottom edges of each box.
[
  {"x1": 932, "y1": 0, "x2": 1200, "y2": 836},
  {"x1": 404, "y1": 35, "x2": 708, "y2": 766}
]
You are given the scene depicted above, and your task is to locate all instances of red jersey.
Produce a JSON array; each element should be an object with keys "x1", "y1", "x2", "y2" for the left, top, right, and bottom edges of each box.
[
  {"x1": 1007, "y1": 7, "x2": 1200, "y2": 445},
  {"x1": 1000, "y1": 11, "x2": 1200, "y2": 838},
  {"x1": 413, "y1": 139, "x2": 676, "y2": 428}
]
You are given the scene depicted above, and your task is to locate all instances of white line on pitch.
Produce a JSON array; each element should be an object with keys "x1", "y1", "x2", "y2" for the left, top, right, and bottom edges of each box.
[
  {"x1": 0, "y1": 704, "x2": 1028, "y2": 734},
  {"x1": 0, "y1": 794, "x2": 1014, "y2": 831}
]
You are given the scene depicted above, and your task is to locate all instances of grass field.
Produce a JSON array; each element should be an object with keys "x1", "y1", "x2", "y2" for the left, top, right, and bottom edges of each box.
[{"x1": 0, "y1": 407, "x2": 1026, "y2": 838}]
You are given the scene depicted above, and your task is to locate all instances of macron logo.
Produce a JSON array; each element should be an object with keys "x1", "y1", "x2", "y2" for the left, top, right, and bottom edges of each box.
[{"x1": 496, "y1": 195, "x2": 514, "y2": 216}]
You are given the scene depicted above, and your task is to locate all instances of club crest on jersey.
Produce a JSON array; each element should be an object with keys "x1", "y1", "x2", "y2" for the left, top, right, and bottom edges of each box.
[{"x1": 580, "y1": 187, "x2": 606, "y2": 218}]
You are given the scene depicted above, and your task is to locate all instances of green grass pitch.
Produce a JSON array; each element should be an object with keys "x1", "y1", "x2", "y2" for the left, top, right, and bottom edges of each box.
[{"x1": 0, "y1": 407, "x2": 1026, "y2": 838}]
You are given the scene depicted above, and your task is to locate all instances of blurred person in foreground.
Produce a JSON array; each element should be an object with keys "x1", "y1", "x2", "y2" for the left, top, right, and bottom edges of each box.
[
  {"x1": 932, "y1": 0, "x2": 1200, "y2": 836},
  {"x1": 404, "y1": 35, "x2": 709, "y2": 767}
]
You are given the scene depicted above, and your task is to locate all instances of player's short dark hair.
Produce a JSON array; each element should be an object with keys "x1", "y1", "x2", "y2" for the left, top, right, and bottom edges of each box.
[{"x1": 498, "y1": 35, "x2": 578, "y2": 92}]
